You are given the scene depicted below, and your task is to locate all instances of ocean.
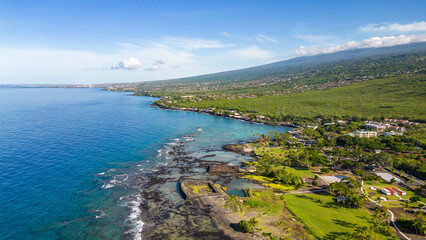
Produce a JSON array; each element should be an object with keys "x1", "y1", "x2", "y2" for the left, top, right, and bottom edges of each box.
[{"x1": 0, "y1": 87, "x2": 288, "y2": 239}]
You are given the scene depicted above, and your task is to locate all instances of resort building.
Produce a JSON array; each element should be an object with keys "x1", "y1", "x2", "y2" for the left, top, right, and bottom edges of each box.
[
  {"x1": 351, "y1": 131, "x2": 377, "y2": 138},
  {"x1": 365, "y1": 123, "x2": 387, "y2": 132},
  {"x1": 384, "y1": 131, "x2": 404, "y2": 136}
]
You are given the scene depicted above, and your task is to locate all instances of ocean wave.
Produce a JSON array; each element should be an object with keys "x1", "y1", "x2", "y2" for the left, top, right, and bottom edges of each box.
[
  {"x1": 94, "y1": 210, "x2": 106, "y2": 219},
  {"x1": 101, "y1": 174, "x2": 128, "y2": 189},
  {"x1": 126, "y1": 195, "x2": 144, "y2": 240},
  {"x1": 101, "y1": 182, "x2": 114, "y2": 189},
  {"x1": 96, "y1": 168, "x2": 115, "y2": 176}
]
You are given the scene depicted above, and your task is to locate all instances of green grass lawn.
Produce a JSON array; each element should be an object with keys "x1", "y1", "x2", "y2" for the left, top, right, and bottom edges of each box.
[
  {"x1": 178, "y1": 74, "x2": 426, "y2": 120},
  {"x1": 243, "y1": 175, "x2": 295, "y2": 191},
  {"x1": 282, "y1": 194, "x2": 394, "y2": 239},
  {"x1": 286, "y1": 167, "x2": 316, "y2": 178}
]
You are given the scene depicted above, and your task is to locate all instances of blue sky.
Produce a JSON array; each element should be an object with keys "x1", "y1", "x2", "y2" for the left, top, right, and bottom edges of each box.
[{"x1": 0, "y1": 0, "x2": 425, "y2": 84}]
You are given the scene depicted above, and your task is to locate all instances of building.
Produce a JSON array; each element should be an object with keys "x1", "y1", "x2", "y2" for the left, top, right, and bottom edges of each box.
[
  {"x1": 376, "y1": 172, "x2": 404, "y2": 184},
  {"x1": 365, "y1": 166, "x2": 376, "y2": 171},
  {"x1": 335, "y1": 196, "x2": 347, "y2": 203},
  {"x1": 365, "y1": 123, "x2": 387, "y2": 132},
  {"x1": 381, "y1": 187, "x2": 394, "y2": 195},
  {"x1": 384, "y1": 131, "x2": 404, "y2": 136},
  {"x1": 352, "y1": 131, "x2": 377, "y2": 138},
  {"x1": 392, "y1": 187, "x2": 406, "y2": 196}
]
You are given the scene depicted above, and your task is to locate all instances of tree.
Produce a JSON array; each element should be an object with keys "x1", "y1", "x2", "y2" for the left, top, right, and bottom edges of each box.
[{"x1": 345, "y1": 226, "x2": 371, "y2": 240}]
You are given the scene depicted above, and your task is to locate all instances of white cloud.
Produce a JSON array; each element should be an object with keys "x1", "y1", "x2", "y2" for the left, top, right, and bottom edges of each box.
[
  {"x1": 294, "y1": 34, "x2": 426, "y2": 56},
  {"x1": 145, "y1": 65, "x2": 160, "y2": 71},
  {"x1": 255, "y1": 34, "x2": 277, "y2": 43},
  {"x1": 111, "y1": 57, "x2": 141, "y2": 70},
  {"x1": 154, "y1": 58, "x2": 166, "y2": 64},
  {"x1": 232, "y1": 46, "x2": 274, "y2": 59},
  {"x1": 359, "y1": 21, "x2": 426, "y2": 32}
]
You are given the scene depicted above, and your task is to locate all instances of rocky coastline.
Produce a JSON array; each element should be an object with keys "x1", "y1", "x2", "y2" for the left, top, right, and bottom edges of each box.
[{"x1": 134, "y1": 133, "x2": 263, "y2": 240}]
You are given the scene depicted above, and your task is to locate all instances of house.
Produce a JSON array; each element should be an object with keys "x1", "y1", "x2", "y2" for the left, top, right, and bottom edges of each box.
[
  {"x1": 335, "y1": 196, "x2": 347, "y2": 203},
  {"x1": 392, "y1": 187, "x2": 406, "y2": 196},
  {"x1": 379, "y1": 197, "x2": 387, "y2": 201},
  {"x1": 365, "y1": 166, "x2": 376, "y2": 171}
]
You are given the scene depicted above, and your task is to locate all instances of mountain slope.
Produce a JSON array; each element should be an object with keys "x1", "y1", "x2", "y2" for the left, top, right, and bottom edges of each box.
[
  {"x1": 106, "y1": 42, "x2": 426, "y2": 98},
  {"x1": 167, "y1": 42, "x2": 426, "y2": 84}
]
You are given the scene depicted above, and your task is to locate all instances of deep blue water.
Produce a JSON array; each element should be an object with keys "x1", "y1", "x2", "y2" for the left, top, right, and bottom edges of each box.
[{"x1": 0, "y1": 87, "x2": 286, "y2": 240}]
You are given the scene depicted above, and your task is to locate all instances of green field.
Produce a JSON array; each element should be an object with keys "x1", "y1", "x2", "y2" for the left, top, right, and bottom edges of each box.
[
  {"x1": 178, "y1": 74, "x2": 426, "y2": 120},
  {"x1": 282, "y1": 194, "x2": 393, "y2": 239}
]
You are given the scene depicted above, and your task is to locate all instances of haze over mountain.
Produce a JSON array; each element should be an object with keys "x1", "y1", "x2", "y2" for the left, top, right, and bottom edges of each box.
[
  {"x1": 141, "y1": 42, "x2": 426, "y2": 84},
  {"x1": 100, "y1": 42, "x2": 425, "y2": 97}
]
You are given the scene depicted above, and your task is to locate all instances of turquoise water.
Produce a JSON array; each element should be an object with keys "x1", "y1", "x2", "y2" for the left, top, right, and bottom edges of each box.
[{"x1": 0, "y1": 87, "x2": 287, "y2": 239}]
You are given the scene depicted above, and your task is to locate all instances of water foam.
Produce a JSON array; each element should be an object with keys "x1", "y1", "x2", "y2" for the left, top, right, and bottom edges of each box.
[{"x1": 126, "y1": 195, "x2": 144, "y2": 240}]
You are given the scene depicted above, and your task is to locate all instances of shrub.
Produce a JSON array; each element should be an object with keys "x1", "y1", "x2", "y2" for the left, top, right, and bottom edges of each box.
[
  {"x1": 312, "y1": 180, "x2": 319, "y2": 186},
  {"x1": 410, "y1": 196, "x2": 420, "y2": 202},
  {"x1": 238, "y1": 220, "x2": 253, "y2": 233},
  {"x1": 320, "y1": 167, "x2": 330, "y2": 174}
]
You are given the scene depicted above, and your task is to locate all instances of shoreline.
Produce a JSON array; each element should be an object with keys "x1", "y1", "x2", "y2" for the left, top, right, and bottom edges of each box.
[{"x1": 150, "y1": 102, "x2": 299, "y2": 128}]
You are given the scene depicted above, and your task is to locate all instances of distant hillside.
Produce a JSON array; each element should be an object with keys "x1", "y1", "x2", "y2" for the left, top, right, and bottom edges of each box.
[
  {"x1": 175, "y1": 74, "x2": 426, "y2": 120},
  {"x1": 167, "y1": 42, "x2": 426, "y2": 84},
  {"x1": 106, "y1": 42, "x2": 426, "y2": 98}
]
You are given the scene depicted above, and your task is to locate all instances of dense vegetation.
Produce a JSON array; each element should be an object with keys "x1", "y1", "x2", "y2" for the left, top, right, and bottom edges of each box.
[{"x1": 176, "y1": 74, "x2": 426, "y2": 120}]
